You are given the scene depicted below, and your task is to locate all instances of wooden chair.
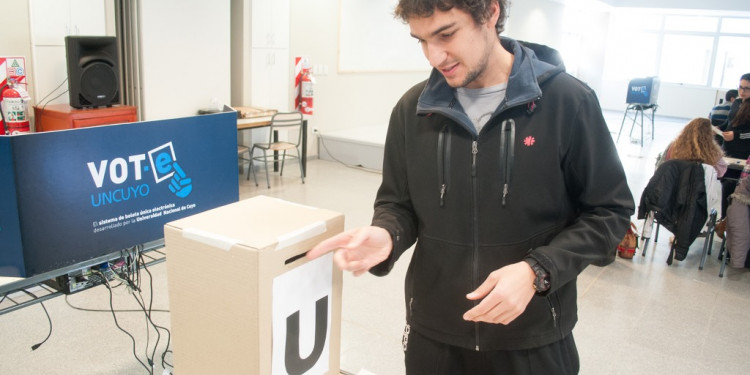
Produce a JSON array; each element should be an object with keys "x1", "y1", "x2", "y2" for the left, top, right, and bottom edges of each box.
[{"x1": 248, "y1": 111, "x2": 305, "y2": 188}]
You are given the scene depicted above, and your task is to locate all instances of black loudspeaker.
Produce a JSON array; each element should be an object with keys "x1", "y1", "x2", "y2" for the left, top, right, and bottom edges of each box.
[{"x1": 65, "y1": 36, "x2": 120, "y2": 108}]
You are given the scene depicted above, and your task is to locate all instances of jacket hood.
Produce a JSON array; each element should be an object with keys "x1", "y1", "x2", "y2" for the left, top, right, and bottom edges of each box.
[{"x1": 416, "y1": 37, "x2": 566, "y2": 126}]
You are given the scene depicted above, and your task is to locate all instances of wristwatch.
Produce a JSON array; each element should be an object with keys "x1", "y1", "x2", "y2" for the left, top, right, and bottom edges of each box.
[{"x1": 523, "y1": 258, "x2": 550, "y2": 293}]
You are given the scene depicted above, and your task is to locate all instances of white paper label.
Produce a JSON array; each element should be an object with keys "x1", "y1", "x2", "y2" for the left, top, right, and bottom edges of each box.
[{"x1": 272, "y1": 253, "x2": 333, "y2": 374}]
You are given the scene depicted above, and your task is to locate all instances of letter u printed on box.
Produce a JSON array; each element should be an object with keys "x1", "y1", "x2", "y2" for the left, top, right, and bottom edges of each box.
[{"x1": 164, "y1": 196, "x2": 344, "y2": 375}]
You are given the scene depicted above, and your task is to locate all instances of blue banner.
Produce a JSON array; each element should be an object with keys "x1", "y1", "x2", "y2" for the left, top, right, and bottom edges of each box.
[
  {"x1": 1, "y1": 110, "x2": 239, "y2": 277},
  {"x1": 0, "y1": 137, "x2": 25, "y2": 277}
]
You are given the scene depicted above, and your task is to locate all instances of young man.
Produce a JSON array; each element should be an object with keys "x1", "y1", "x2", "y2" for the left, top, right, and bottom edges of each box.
[
  {"x1": 308, "y1": 1, "x2": 634, "y2": 373},
  {"x1": 710, "y1": 89, "x2": 738, "y2": 126}
]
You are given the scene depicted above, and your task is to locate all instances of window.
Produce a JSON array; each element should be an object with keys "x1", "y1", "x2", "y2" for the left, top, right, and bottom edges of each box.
[
  {"x1": 712, "y1": 36, "x2": 750, "y2": 88},
  {"x1": 603, "y1": 11, "x2": 750, "y2": 88},
  {"x1": 721, "y1": 18, "x2": 750, "y2": 34},
  {"x1": 603, "y1": 30, "x2": 659, "y2": 81},
  {"x1": 664, "y1": 15, "x2": 718, "y2": 33},
  {"x1": 612, "y1": 12, "x2": 662, "y2": 32},
  {"x1": 659, "y1": 35, "x2": 713, "y2": 85}
]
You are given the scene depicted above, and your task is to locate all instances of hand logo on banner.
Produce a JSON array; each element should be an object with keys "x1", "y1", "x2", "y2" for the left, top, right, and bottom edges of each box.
[
  {"x1": 168, "y1": 162, "x2": 193, "y2": 198},
  {"x1": 148, "y1": 142, "x2": 193, "y2": 198}
]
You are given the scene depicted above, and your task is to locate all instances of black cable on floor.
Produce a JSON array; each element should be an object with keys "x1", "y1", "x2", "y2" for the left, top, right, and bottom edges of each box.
[
  {"x1": 64, "y1": 293, "x2": 170, "y2": 313},
  {"x1": 138, "y1": 252, "x2": 172, "y2": 370},
  {"x1": 96, "y1": 271, "x2": 152, "y2": 375},
  {"x1": 127, "y1": 270, "x2": 161, "y2": 368},
  {"x1": 21, "y1": 290, "x2": 52, "y2": 351}
]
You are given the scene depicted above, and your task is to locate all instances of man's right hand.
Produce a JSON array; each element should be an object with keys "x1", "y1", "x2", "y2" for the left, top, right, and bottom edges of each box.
[{"x1": 306, "y1": 226, "x2": 393, "y2": 276}]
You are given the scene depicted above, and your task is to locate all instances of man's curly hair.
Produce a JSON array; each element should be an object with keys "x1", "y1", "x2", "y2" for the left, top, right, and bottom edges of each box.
[{"x1": 394, "y1": 0, "x2": 510, "y2": 35}]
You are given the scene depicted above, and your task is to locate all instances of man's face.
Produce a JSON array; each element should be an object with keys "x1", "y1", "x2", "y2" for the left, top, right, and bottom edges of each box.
[
  {"x1": 408, "y1": 5, "x2": 499, "y2": 89},
  {"x1": 739, "y1": 79, "x2": 750, "y2": 100}
]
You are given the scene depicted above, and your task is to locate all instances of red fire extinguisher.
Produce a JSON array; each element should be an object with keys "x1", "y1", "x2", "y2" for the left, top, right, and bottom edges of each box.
[
  {"x1": 296, "y1": 57, "x2": 314, "y2": 115},
  {"x1": 1, "y1": 78, "x2": 31, "y2": 135},
  {"x1": 299, "y1": 68, "x2": 313, "y2": 115}
]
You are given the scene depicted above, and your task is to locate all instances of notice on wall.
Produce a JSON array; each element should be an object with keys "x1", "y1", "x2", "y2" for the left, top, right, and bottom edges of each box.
[
  {"x1": 0, "y1": 57, "x2": 27, "y2": 91},
  {"x1": 272, "y1": 253, "x2": 333, "y2": 375}
]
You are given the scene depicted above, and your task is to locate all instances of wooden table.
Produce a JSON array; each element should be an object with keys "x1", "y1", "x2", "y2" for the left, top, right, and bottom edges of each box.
[
  {"x1": 725, "y1": 157, "x2": 747, "y2": 171},
  {"x1": 33, "y1": 104, "x2": 137, "y2": 132}
]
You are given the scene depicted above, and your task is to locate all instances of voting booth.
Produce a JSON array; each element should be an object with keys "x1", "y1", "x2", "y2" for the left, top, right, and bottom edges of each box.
[
  {"x1": 0, "y1": 110, "x2": 239, "y2": 277},
  {"x1": 164, "y1": 196, "x2": 344, "y2": 375}
]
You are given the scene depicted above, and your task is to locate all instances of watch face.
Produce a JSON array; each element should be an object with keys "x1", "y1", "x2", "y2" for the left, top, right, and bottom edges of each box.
[
  {"x1": 532, "y1": 266, "x2": 550, "y2": 292},
  {"x1": 525, "y1": 259, "x2": 550, "y2": 292}
]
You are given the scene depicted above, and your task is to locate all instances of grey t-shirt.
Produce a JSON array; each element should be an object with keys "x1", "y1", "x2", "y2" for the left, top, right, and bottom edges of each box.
[{"x1": 456, "y1": 83, "x2": 507, "y2": 133}]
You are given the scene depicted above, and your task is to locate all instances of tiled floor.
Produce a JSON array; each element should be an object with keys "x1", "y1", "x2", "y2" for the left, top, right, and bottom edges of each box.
[{"x1": 1, "y1": 111, "x2": 749, "y2": 374}]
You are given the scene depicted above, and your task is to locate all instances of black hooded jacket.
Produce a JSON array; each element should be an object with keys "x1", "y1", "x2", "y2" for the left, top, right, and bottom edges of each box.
[{"x1": 370, "y1": 38, "x2": 635, "y2": 351}]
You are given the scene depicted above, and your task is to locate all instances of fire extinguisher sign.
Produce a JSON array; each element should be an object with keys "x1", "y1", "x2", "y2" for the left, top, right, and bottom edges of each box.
[
  {"x1": 1, "y1": 57, "x2": 31, "y2": 135},
  {"x1": 1, "y1": 57, "x2": 27, "y2": 92}
]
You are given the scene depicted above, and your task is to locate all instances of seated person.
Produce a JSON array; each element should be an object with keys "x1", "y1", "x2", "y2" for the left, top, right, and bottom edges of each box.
[
  {"x1": 720, "y1": 99, "x2": 750, "y2": 216},
  {"x1": 710, "y1": 89, "x2": 738, "y2": 126},
  {"x1": 717, "y1": 73, "x2": 750, "y2": 131},
  {"x1": 658, "y1": 117, "x2": 727, "y2": 178},
  {"x1": 725, "y1": 159, "x2": 750, "y2": 268},
  {"x1": 722, "y1": 98, "x2": 750, "y2": 160}
]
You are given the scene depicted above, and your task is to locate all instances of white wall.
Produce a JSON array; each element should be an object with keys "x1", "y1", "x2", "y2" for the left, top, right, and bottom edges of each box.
[
  {"x1": 0, "y1": 1, "x2": 36, "y2": 107},
  {"x1": 139, "y1": 0, "x2": 231, "y2": 120},
  {"x1": 506, "y1": 0, "x2": 566, "y2": 48},
  {"x1": 288, "y1": 0, "x2": 429, "y2": 139},
  {"x1": 2, "y1": 0, "x2": 228, "y2": 122},
  {"x1": 9, "y1": 0, "x2": 743, "y2": 136},
  {"x1": 287, "y1": 0, "x2": 613, "y2": 146}
]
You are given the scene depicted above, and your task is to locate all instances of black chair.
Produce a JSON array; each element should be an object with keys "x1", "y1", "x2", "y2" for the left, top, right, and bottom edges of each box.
[
  {"x1": 638, "y1": 160, "x2": 721, "y2": 266},
  {"x1": 641, "y1": 209, "x2": 717, "y2": 268},
  {"x1": 716, "y1": 232, "x2": 730, "y2": 277}
]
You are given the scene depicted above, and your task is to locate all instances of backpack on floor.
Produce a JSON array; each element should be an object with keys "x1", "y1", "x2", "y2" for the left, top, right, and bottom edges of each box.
[{"x1": 617, "y1": 222, "x2": 639, "y2": 259}]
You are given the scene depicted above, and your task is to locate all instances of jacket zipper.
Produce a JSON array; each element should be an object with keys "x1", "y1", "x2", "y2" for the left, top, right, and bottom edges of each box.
[
  {"x1": 471, "y1": 141, "x2": 478, "y2": 177},
  {"x1": 547, "y1": 296, "x2": 558, "y2": 328},
  {"x1": 498, "y1": 119, "x2": 515, "y2": 206},
  {"x1": 471, "y1": 139, "x2": 480, "y2": 351},
  {"x1": 437, "y1": 124, "x2": 451, "y2": 207}
]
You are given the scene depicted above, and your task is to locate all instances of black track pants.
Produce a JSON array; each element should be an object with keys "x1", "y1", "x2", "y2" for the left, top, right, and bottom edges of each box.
[{"x1": 403, "y1": 326, "x2": 580, "y2": 375}]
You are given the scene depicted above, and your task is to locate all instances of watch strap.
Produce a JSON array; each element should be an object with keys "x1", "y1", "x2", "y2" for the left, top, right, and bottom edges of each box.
[{"x1": 523, "y1": 258, "x2": 550, "y2": 293}]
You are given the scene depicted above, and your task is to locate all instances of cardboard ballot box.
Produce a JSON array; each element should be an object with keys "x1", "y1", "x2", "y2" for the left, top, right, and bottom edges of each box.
[{"x1": 164, "y1": 196, "x2": 344, "y2": 375}]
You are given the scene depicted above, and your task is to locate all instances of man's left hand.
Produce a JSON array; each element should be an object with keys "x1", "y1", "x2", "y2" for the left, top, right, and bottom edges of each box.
[{"x1": 462, "y1": 261, "x2": 536, "y2": 325}]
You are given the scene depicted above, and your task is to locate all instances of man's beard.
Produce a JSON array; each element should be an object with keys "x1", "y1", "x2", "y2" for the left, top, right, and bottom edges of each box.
[{"x1": 450, "y1": 45, "x2": 492, "y2": 88}]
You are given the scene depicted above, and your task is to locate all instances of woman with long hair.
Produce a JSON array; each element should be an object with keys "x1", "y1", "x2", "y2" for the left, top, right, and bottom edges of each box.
[
  {"x1": 660, "y1": 117, "x2": 727, "y2": 177},
  {"x1": 722, "y1": 99, "x2": 750, "y2": 160}
]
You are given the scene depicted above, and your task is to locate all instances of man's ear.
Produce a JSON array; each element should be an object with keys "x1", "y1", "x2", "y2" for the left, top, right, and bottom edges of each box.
[{"x1": 487, "y1": 1, "x2": 501, "y2": 29}]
